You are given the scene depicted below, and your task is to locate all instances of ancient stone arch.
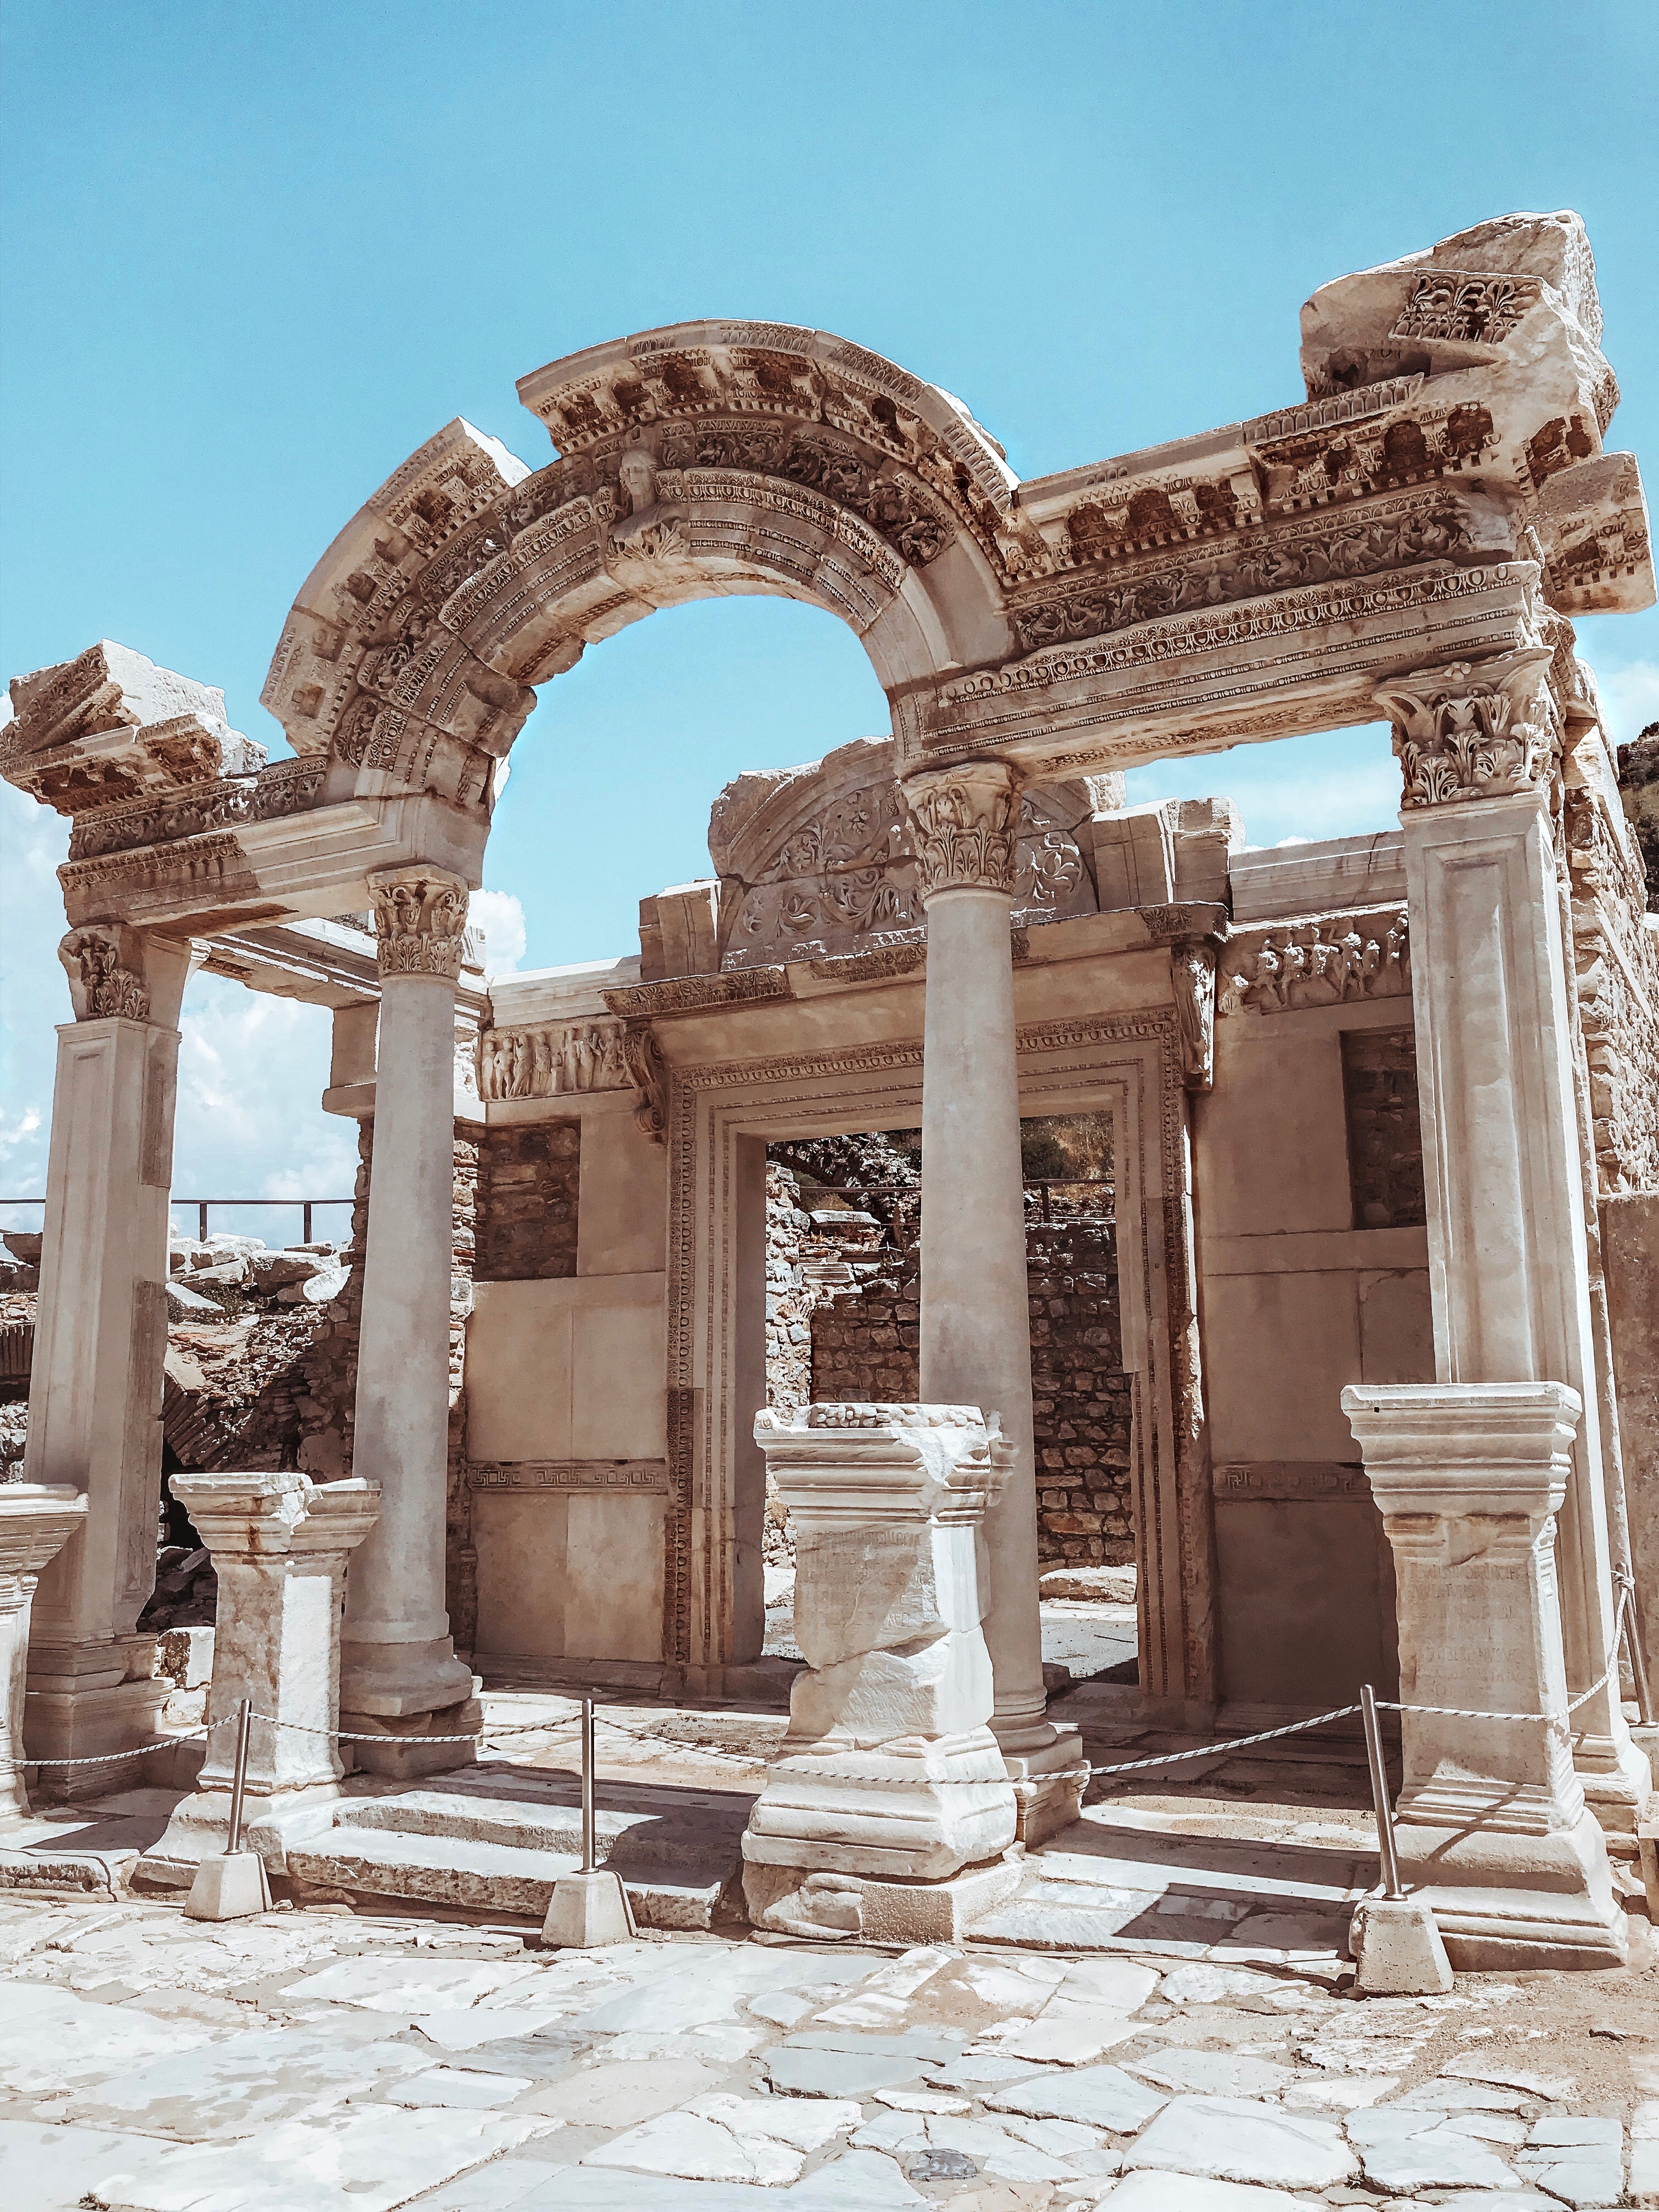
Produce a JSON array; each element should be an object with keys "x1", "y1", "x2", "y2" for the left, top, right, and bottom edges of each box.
[{"x1": 259, "y1": 323, "x2": 1022, "y2": 825}]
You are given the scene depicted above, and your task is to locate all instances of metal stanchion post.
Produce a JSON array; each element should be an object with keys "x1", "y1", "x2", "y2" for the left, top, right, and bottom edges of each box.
[
  {"x1": 227, "y1": 1695, "x2": 253, "y2": 1855},
  {"x1": 1361, "y1": 1682, "x2": 1403, "y2": 1900},
  {"x1": 1624, "y1": 1588, "x2": 1656, "y2": 1729},
  {"x1": 581, "y1": 1695, "x2": 596, "y2": 1874}
]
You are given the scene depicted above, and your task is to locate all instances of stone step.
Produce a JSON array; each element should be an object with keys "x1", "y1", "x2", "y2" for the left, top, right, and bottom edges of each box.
[
  {"x1": 334, "y1": 1787, "x2": 725, "y2": 1868},
  {"x1": 286, "y1": 1821, "x2": 738, "y2": 1928}
]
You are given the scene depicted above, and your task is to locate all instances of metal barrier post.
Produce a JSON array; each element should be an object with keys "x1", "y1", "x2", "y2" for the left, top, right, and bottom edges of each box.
[
  {"x1": 303, "y1": 1201, "x2": 313, "y2": 1243},
  {"x1": 227, "y1": 1696, "x2": 253, "y2": 1855},
  {"x1": 581, "y1": 1695, "x2": 595, "y2": 1873},
  {"x1": 1361, "y1": 1681, "x2": 1403, "y2": 1898},
  {"x1": 198, "y1": 1200, "x2": 209, "y2": 1240},
  {"x1": 1624, "y1": 1587, "x2": 1656, "y2": 1729}
]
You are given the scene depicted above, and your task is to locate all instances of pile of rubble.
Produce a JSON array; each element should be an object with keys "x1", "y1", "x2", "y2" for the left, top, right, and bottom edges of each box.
[{"x1": 165, "y1": 1232, "x2": 348, "y2": 1316}]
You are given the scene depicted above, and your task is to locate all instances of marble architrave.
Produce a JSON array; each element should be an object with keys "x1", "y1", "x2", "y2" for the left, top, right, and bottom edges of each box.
[
  {"x1": 743, "y1": 1403, "x2": 1022, "y2": 1943},
  {"x1": 1342, "y1": 1381, "x2": 1627, "y2": 1970},
  {"x1": 0, "y1": 1488, "x2": 88, "y2": 1826},
  {"x1": 1377, "y1": 654, "x2": 1652, "y2": 1832},
  {"x1": 144, "y1": 1471, "x2": 380, "y2": 1882},
  {"x1": 21, "y1": 928, "x2": 193, "y2": 1789}
]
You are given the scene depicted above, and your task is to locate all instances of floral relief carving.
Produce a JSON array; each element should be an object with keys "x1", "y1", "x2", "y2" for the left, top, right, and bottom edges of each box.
[
  {"x1": 368, "y1": 866, "x2": 469, "y2": 981},
  {"x1": 1388, "y1": 270, "x2": 1534, "y2": 346},
  {"x1": 1012, "y1": 499, "x2": 1478, "y2": 654},
  {"x1": 478, "y1": 1020, "x2": 630, "y2": 1101},
  {"x1": 901, "y1": 763, "x2": 1022, "y2": 900},
  {"x1": 1220, "y1": 910, "x2": 1411, "y2": 1016},
  {"x1": 1373, "y1": 650, "x2": 1560, "y2": 808},
  {"x1": 619, "y1": 1019, "x2": 669, "y2": 1146},
  {"x1": 59, "y1": 928, "x2": 150, "y2": 1021}
]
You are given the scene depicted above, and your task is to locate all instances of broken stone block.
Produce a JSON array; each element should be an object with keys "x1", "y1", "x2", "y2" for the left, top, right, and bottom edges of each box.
[
  {"x1": 0, "y1": 1485, "x2": 89, "y2": 1824},
  {"x1": 0, "y1": 1233, "x2": 41, "y2": 1264},
  {"x1": 743, "y1": 1403, "x2": 1020, "y2": 1942},
  {"x1": 250, "y1": 1251, "x2": 325, "y2": 1293},
  {"x1": 143, "y1": 1470, "x2": 380, "y2": 1883}
]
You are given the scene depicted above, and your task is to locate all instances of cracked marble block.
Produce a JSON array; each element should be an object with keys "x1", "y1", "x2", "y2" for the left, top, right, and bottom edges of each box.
[
  {"x1": 0, "y1": 1487, "x2": 88, "y2": 1824},
  {"x1": 1342, "y1": 1381, "x2": 1628, "y2": 1971},
  {"x1": 144, "y1": 1471, "x2": 380, "y2": 1882},
  {"x1": 743, "y1": 1403, "x2": 1021, "y2": 1941}
]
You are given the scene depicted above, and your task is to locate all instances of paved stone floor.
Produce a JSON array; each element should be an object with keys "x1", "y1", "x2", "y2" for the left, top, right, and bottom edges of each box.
[{"x1": 2, "y1": 1886, "x2": 1656, "y2": 2211}]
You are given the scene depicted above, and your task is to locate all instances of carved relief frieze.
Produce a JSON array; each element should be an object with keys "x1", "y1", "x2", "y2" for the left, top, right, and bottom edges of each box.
[
  {"x1": 369, "y1": 866, "x2": 469, "y2": 981},
  {"x1": 66, "y1": 756, "x2": 328, "y2": 862},
  {"x1": 1011, "y1": 494, "x2": 1483, "y2": 655},
  {"x1": 1218, "y1": 909, "x2": 1411, "y2": 1015},
  {"x1": 466, "y1": 1460, "x2": 669, "y2": 1492},
  {"x1": 58, "y1": 830, "x2": 244, "y2": 905},
  {"x1": 1373, "y1": 648, "x2": 1560, "y2": 808},
  {"x1": 478, "y1": 1019, "x2": 629, "y2": 1101},
  {"x1": 656, "y1": 424, "x2": 956, "y2": 567}
]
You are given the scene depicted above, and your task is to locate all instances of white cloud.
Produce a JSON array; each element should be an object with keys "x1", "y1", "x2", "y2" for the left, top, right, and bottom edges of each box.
[
  {"x1": 1596, "y1": 661, "x2": 1659, "y2": 747},
  {"x1": 0, "y1": 779, "x2": 357, "y2": 1241},
  {"x1": 469, "y1": 888, "x2": 527, "y2": 979},
  {"x1": 1125, "y1": 723, "x2": 1402, "y2": 850}
]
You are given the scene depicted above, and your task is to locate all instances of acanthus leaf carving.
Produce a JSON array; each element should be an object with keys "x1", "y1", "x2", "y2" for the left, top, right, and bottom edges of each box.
[
  {"x1": 619, "y1": 1018, "x2": 669, "y2": 1146},
  {"x1": 59, "y1": 926, "x2": 150, "y2": 1022},
  {"x1": 1372, "y1": 648, "x2": 1559, "y2": 808},
  {"x1": 368, "y1": 865, "x2": 469, "y2": 982},
  {"x1": 900, "y1": 762, "x2": 1021, "y2": 901}
]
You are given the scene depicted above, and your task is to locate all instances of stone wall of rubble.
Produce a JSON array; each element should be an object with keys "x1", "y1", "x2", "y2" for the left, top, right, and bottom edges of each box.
[{"x1": 808, "y1": 1216, "x2": 1133, "y2": 1566}]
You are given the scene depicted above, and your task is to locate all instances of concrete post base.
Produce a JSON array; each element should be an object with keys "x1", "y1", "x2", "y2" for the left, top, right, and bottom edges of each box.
[
  {"x1": 543, "y1": 1867, "x2": 635, "y2": 1948},
  {"x1": 744, "y1": 1853, "x2": 1023, "y2": 1944},
  {"x1": 1350, "y1": 1894, "x2": 1454, "y2": 1994},
  {"x1": 184, "y1": 1850, "x2": 272, "y2": 1922}
]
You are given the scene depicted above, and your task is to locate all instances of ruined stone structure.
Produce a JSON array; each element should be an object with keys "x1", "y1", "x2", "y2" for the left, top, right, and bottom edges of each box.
[{"x1": 6, "y1": 210, "x2": 1659, "y2": 1962}]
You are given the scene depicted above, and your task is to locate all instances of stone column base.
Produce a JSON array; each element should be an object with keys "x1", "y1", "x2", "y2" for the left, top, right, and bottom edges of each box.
[
  {"x1": 1395, "y1": 1797, "x2": 1630, "y2": 1972},
  {"x1": 744, "y1": 1852, "x2": 1023, "y2": 1944},
  {"x1": 22, "y1": 1674, "x2": 171, "y2": 1803},
  {"x1": 743, "y1": 1729, "x2": 1017, "y2": 1883},
  {"x1": 1001, "y1": 1724, "x2": 1091, "y2": 1847},
  {"x1": 140, "y1": 1784, "x2": 344, "y2": 1887},
  {"x1": 340, "y1": 1694, "x2": 482, "y2": 1780}
]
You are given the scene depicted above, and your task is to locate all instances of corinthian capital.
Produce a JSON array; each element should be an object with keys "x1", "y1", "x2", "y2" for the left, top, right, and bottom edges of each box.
[
  {"x1": 58, "y1": 925, "x2": 151, "y2": 1022},
  {"x1": 901, "y1": 761, "x2": 1021, "y2": 902},
  {"x1": 369, "y1": 865, "x2": 469, "y2": 981},
  {"x1": 1372, "y1": 646, "x2": 1560, "y2": 811}
]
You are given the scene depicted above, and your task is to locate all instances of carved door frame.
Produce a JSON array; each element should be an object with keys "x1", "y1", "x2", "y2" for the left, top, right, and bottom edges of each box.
[{"x1": 663, "y1": 1007, "x2": 1215, "y2": 1722}]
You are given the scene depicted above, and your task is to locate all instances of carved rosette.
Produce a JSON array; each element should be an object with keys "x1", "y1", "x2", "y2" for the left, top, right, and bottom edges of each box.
[
  {"x1": 368, "y1": 865, "x2": 469, "y2": 982},
  {"x1": 1373, "y1": 647, "x2": 1560, "y2": 809},
  {"x1": 58, "y1": 927, "x2": 151, "y2": 1022},
  {"x1": 900, "y1": 761, "x2": 1022, "y2": 902}
]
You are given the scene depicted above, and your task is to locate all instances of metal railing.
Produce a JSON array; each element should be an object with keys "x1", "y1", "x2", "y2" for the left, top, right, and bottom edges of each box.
[{"x1": 2, "y1": 1197, "x2": 354, "y2": 1243}]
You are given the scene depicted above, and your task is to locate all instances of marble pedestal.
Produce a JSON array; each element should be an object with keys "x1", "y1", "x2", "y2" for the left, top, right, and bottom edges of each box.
[
  {"x1": 1342, "y1": 1381, "x2": 1629, "y2": 1970},
  {"x1": 743, "y1": 1403, "x2": 1023, "y2": 1942},
  {"x1": 144, "y1": 1471, "x2": 380, "y2": 1882},
  {"x1": 0, "y1": 1487, "x2": 89, "y2": 1825}
]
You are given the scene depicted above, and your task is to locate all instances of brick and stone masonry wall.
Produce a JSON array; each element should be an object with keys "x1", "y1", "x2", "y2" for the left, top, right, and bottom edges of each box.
[{"x1": 808, "y1": 1216, "x2": 1132, "y2": 1567}]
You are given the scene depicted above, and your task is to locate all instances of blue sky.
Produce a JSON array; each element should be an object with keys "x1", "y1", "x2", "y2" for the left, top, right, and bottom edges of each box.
[{"x1": 3, "y1": 0, "x2": 1657, "y2": 1224}]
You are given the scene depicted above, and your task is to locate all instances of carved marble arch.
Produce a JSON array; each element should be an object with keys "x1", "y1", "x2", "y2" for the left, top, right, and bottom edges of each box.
[{"x1": 259, "y1": 321, "x2": 1022, "y2": 822}]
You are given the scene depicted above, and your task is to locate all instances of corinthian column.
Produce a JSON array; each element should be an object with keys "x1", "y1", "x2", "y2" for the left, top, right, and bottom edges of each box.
[
  {"x1": 24, "y1": 924, "x2": 191, "y2": 1792},
  {"x1": 338, "y1": 865, "x2": 479, "y2": 1776},
  {"x1": 902, "y1": 761, "x2": 1087, "y2": 1846},
  {"x1": 1372, "y1": 648, "x2": 1650, "y2": 1831}
]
